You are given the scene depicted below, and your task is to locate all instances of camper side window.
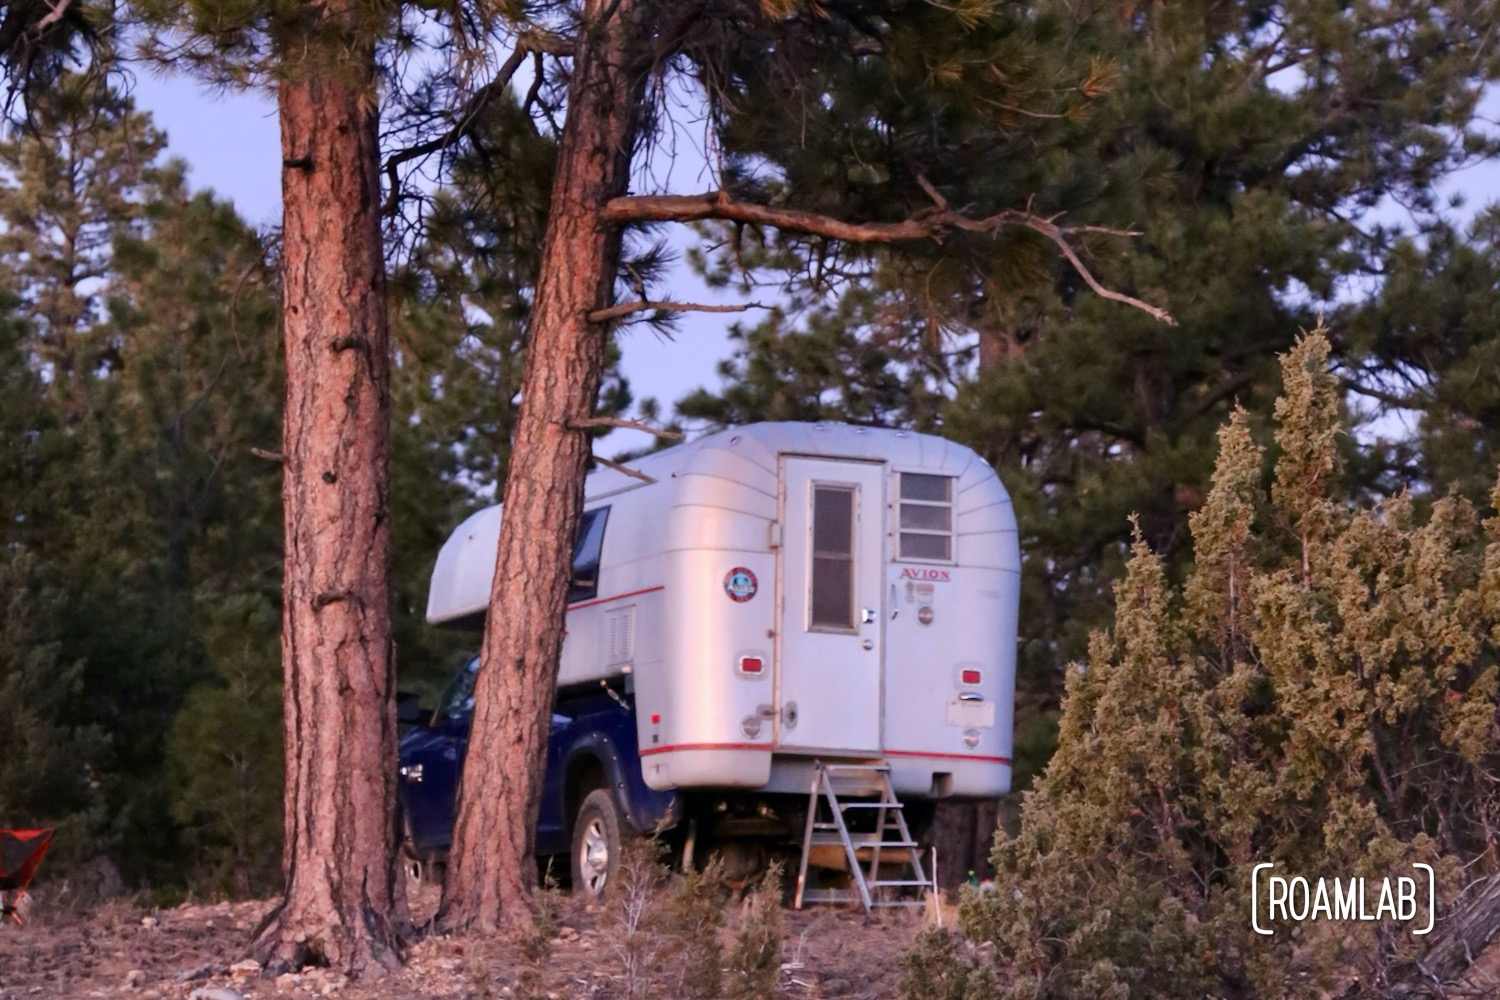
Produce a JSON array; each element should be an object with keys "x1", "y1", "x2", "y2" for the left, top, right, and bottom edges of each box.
[
  {"x1": 898, "y1": 473, "x2": 954, "y2": 562},
  {"x1": 810, "y1": 485, "x2": 856, "y2": 630},
  {"x1": 568, "y1": 506, "x2": 610, "y2": 604}
]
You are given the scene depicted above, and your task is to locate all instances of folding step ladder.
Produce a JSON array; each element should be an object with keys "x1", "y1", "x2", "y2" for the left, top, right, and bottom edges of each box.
[{"x1": 794, "y1": 759, "x2": 933, "y2": 910}]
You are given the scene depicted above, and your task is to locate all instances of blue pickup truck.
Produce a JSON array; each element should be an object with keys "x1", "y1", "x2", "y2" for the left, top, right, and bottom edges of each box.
[{"x1": 397, "y1": 658, "x2": 678, "y2": 896}]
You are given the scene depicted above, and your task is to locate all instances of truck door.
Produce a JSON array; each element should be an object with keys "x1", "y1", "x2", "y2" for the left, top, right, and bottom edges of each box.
[{"x1": 778, "y1": 457, "x2": 885, "y2": 754}]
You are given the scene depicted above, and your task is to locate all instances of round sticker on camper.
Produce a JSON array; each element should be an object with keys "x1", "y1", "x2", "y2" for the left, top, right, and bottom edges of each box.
[{"x1": 724, "y1": 567, "x2": 758, "y2": 603}]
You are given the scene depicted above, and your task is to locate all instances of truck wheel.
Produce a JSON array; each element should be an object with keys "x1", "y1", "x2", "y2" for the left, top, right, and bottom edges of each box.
[
  {"x1": 571, "y1": 788, "x2": 624, "y2": 900},
  {"x1": 398, "y1": 807, "x2": 444, "y2": 885}
]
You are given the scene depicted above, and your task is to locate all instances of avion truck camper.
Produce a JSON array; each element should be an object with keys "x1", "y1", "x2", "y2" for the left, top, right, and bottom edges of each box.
[{"x1": 399, "y1": 422, "x2": 1020, "y2": 907}]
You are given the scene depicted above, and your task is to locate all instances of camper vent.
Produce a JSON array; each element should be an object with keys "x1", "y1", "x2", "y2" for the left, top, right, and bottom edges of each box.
[{"x1": 606, "y1": 606, "x2": 635, "y2": 666}]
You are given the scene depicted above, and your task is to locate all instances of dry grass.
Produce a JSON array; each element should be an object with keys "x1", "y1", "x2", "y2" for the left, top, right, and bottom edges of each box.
[{"x1": 0, "y1": 870, "x2": 930, "y2": 999}]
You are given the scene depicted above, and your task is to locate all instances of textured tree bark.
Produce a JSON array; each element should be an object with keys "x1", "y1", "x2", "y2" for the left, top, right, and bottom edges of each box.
[
  {"x1": 977, "y1": 327, "x2": 1025, "y2": 370},
  {"x1": 930, "y1": 799, "x2": 1001, "y2": 887},
  {"x1": 440, "y1": 0, "x2": 640, "y2": 934},
  {"x1": 251, "y1": 34, "x2": 409, "y2": 976}
]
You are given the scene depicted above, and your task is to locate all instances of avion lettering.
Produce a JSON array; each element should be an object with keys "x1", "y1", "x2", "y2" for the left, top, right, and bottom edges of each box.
[{"x1": 900, "y1": 567, "x2": 951, "y2": 582}]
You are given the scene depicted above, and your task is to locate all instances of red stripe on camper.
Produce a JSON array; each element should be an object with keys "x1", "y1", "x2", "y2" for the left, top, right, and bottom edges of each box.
[
  {"x1": 567, "y1": 585, "x2": 665, "y2": 611},
  {"x1": 884, "y1": 750, "x2": 1012, "y2": 764},
  {"x1": 639, "y1": 742, "x2": 768, "y2": 757}
]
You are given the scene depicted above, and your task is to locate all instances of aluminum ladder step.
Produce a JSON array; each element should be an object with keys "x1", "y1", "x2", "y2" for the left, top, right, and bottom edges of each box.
[
  {"x1": 808, "y1": 834, "x2": 919, "y2": 849},
  {"x1": 794, "y1": 758, "x2": 935, "y2": 912}
]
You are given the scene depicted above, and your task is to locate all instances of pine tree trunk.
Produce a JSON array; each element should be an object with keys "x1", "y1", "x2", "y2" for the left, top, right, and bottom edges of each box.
[
  {"x1": 441, "y1": 0, "x2": 640, "y2": 933},
  {"x1": 930, "y1": 799, "x2": 1001, "y2": 886},
  {"x1": 252, "y1": 38, "x2": 408, "y2": 976},
  {"x1": 977, "y1": 327, "x2": 1023, "y2": 370}
]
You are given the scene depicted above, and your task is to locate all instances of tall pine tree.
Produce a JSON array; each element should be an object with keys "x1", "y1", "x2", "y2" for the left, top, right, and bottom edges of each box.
[{"x1": 133, "y1": 0, "x2": 415, "y2": 968}]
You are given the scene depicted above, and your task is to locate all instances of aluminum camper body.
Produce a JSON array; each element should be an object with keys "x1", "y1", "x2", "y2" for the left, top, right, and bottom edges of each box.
[{"x1": 426, "y1": 422, "x2": 1020, "y2": 804}]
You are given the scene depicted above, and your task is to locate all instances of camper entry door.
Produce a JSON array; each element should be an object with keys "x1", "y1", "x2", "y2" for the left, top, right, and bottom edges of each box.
[{"x1": 778, "y1": 457, "x2": 885, "y2": 754}]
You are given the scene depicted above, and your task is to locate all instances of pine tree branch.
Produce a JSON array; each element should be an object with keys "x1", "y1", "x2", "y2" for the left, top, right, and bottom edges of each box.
[
  {"x1": 570, "y1": 417, "x2": 683, "y2": 441},
  {"x1": 587, "y1": 299, "x2": 768, "y2": 323},
  {"x1": 1346, "y1": 380, "x2": 1420, "y2": 410},
  {"x1": 1036, "y1": 220, "x2": 1173, "y2": 325},
  {"x1": 914, "y1": 173, "x2": 949, "y2": 212},
  {"x1": 522, "y1": 50, "x2": 546, "y2": 118},
  {"x1": 32, "y1": 0, "x2": 72, "y2": 36},
  {"x1": 603, "y1": 191, "x2": 1175, "y2": 325},
  {"x1": 605, "y1": 191, "x2": 944, "y2": 241},
  {"x1": 1190, "y1": 371, "x2": 1258, "y2": 419},
  {"x1": 381, "y1": 43, "x2": 531, "y2": 215},
  {"x1": 522, "y1": 29, "x2": 574, "y2": 56},
  {"x1": 591, "y1": 455, "x2": 655, "y2": 483}
]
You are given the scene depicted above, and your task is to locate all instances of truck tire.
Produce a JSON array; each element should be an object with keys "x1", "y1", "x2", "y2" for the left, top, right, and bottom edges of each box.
[
  {"x1": 571, "y1": 788, "x2": 624, "y2": 900},
  {"x1": 398, "y1": 805, "x2": 445, "y2": 885}
]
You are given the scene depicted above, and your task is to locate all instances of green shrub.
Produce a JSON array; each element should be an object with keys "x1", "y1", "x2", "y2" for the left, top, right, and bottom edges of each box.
[
  {"x1": 899, "y1": 927, "x2": 990, "y2": 1000},
  {"x1": 724, "y1": 861, "x2": 785, "y2": 1000},
  {"x1": 602, "y1": 838, "x2": 734, "y2": 1000},
  {"x1": 959, "y1": 330, "x2": 1498, "y2": 998},
  {"x1": 660, "y1": 855, "x2": 728, "y2": 1000}
]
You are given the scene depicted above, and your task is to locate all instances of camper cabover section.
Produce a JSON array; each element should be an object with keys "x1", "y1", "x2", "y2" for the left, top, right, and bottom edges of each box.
[{"x1": 425, "y1": 422, "x2": 1020, "y2": 816}]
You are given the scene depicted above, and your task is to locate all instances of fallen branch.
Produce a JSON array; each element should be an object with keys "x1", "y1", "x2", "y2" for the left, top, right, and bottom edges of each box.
[
  {"x1": 1389, "y1": 874, "x2": 1500, "y2": 997},
  {"x1": 592, "y1": 455, "x2": 654, "y2": 483},
  {"x1": 603, "y1": 191, "x2": 1174, "y2": 325},
  {"x1": 571, "y1": 417, "x2": 683, "y2": 441},
  {"x1": 588, "y1": 299, "x2": 768, "y2": 323}
]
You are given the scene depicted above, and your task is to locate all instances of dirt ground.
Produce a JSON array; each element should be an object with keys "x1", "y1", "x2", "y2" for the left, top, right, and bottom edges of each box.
[{"x1": 0, "y1": 880, "x2": 940, "y2": 1000}]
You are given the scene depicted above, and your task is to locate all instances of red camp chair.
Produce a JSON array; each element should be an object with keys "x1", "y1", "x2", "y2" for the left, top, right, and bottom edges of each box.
[{"x1": 0, "y1": 828, "x2": 55, "y2": 925}]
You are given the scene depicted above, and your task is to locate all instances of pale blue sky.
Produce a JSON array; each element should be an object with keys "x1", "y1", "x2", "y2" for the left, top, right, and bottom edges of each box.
[{"x1": 127, "y1": 68, "x2": 743, "y2": 449}]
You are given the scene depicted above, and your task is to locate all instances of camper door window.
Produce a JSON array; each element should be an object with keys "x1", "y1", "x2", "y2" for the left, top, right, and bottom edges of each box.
[
  {"x1": 898, "y1": 473, "x2": 954, "y2": 562},
  {"x1": 568, "y1": 506, "x2": 610, "y2": 604},
  {"x1": 810, "y1": 485, "x2": 857, "y2": 630}
]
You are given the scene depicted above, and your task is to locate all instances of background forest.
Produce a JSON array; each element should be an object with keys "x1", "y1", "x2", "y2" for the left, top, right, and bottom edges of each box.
[{"x1": 1, "y1": 0, "x2": 1499, "y2": 942}]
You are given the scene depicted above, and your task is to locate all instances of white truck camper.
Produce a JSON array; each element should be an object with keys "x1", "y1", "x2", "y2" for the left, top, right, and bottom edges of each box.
[{"x1": 424, "y1": 421, "x2": 1020, "y2": 905}]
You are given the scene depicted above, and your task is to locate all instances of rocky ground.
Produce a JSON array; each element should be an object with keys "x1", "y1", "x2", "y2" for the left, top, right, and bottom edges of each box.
[{"x1": 0, "y1": 880, "x2": 941, "y2": 1000}]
